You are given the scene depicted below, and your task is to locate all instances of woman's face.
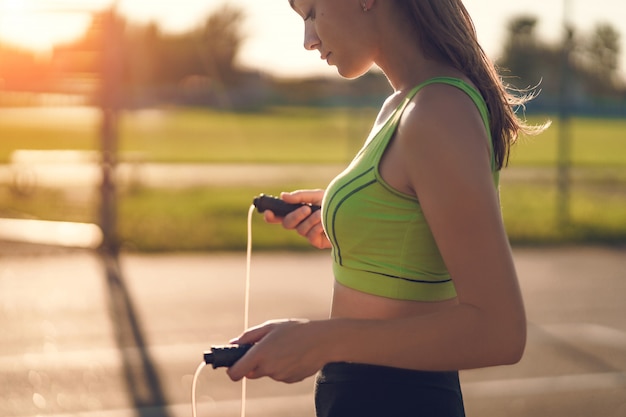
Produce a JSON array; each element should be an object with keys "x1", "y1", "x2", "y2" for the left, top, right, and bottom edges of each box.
[{"x1": 288, "y1": 0, "x2": 375, "y2": 79}]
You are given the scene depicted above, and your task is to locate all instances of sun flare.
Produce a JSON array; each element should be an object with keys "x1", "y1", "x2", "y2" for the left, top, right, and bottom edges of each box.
[{"x1": 0, "y1": 0, "x2": 91, "y2": 53}]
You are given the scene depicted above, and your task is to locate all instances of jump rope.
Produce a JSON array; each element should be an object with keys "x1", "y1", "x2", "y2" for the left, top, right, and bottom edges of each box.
[{"x1": 191, "y1": 194, "x2": 321, "y2": 417}]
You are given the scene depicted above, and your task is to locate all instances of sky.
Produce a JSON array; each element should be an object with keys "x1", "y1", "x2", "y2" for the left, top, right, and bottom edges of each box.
[{"x1": 0, "y1": 0, "x2": 625, "y2": 79}]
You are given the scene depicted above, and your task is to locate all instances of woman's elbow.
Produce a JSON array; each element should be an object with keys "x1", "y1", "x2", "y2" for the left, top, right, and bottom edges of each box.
[{"x1": 496, "y1": 316, "x2": 527, "y2": 365}]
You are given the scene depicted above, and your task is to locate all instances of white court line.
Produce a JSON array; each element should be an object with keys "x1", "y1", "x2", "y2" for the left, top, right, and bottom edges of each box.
[
  {"x1": 0, "y1": 218, "x2": 102, "y2": 248},
  {"x1": 2, "y1": 394, "x2": 313, "y2": 417},
  {"x1": 537, "y1": 323, "x2": 626, "y2": 349},
  {"x1": 463, "y1": 371, "x2": 626, "y2": 398},
  {"x1": 0, "y1": 342, "x2": 212, "y2": 370}
]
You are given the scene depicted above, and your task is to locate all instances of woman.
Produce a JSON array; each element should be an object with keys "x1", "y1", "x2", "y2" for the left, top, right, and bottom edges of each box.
[{"x1": 227, "y1": 0, "x2": 548, "y2": 415}]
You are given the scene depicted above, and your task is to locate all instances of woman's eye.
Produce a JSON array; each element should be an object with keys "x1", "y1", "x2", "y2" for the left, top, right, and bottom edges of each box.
[{"x1": 304, "y1": 10, "x2": 315, "y2": 21}]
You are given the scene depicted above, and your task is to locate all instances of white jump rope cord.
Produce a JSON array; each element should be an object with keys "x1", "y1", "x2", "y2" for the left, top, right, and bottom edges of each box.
[{"x1": 192, "y1": 204, "x2": 255, "y2": 417}]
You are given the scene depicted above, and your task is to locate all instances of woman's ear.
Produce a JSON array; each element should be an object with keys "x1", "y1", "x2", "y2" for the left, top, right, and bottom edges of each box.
[{"x1": 361, "y1": 0, "x2": 375, "y2": 12}]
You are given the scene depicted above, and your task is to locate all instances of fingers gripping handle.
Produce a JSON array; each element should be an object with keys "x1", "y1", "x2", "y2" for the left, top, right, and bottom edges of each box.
[
  {"x1": 253, "y1": 194, "x2": 321, "y2": 217},
  {"x1": 204, "y1": 344, "x2": 254, "y2": 368}
]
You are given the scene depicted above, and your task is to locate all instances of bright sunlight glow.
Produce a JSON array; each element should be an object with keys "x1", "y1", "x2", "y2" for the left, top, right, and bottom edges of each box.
[{"x1": 0, "y1": 0, "x2": 91, "y2": 54}]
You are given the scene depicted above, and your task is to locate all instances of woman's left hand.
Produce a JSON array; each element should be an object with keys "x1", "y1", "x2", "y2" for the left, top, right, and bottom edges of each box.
[{"x1": 226, "y1": 319, "x2": 334, "y2": 383}]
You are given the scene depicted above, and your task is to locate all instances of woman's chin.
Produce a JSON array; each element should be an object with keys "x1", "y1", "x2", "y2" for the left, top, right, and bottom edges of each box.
[{"x1": 336, "y1": 65, "x2": 372, "y2": 80}]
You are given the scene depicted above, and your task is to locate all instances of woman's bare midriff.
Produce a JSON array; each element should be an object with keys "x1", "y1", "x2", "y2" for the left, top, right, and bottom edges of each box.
[{"x1": 330, "y1": 281, "x2": 458, "y2": 320}]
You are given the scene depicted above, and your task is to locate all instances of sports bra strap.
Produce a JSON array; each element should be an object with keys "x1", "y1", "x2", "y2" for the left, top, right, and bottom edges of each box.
[{"x1": 403, "y1": 77, "x2": 496, "y2": 173}]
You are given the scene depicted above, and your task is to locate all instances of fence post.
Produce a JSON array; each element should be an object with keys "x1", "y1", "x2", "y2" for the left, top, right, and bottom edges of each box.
[
  {"x1": 99, "y1": 7, "x2": 123, "y2": 255},
  {"x1": 557, "y1": 0, "x2": 574, "y2": 229}
]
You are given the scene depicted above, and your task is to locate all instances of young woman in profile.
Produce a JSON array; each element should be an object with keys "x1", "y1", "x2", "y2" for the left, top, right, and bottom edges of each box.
[{"x1": 226, "y1": 0, "x2": 547, "y2": 416}]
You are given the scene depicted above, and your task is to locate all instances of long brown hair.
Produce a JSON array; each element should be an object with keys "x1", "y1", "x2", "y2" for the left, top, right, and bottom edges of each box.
[{"x1": 400, "y1": 0, "x2": 548, "y2": 169}]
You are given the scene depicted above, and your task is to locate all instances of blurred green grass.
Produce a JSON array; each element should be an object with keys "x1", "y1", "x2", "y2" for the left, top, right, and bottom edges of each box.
[
  {"x1": 0, "y1": 107, "x2": 373, "y2": 164},
  {"x1": 1, "y1": 107, "x2": 625, "y2": 251},
  {"x1": 510, "y1": 116, "x2": 626, "y2": 167}
]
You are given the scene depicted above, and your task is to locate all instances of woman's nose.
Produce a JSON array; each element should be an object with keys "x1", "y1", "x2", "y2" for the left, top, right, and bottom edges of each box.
[{"x1": 303, "y1": 21, "x2": 320, "y2": 51}]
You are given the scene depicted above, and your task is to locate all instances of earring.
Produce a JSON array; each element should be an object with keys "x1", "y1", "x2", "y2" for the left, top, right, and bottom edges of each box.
[{"x1": 361, "y1": 1, "x2": 369, "y2": 11}]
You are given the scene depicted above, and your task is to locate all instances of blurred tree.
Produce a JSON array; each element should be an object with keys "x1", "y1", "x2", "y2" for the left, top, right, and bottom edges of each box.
[
  {"x1": 498, "y1": 16, "x2": 561, "y2": 95},
  {"x1": 197, "y1": 4, "x2": 246, "y2": 86},
  {"x1": 52, "y1": 11, "x2": 109, "y2": 75},
  {"x1": 123, "y1": 22, "x2": 160, "y2": 101},
  {"x1": 122, "y1": 21, "x2": 195, "y2": 103},
  {"x1": 50, "y1": 10, "x2": 127, "y2": 99},
  {"x1": 499, "y1": 17, "x2": 542, "y2": 86},
  {"x1": 121, "y1": 4, "x2": 246, "y2": 105},
  {"x1": 578, "y1": 23, "x2": 621, "y2": 96},
  {"x1": 153, "y1": 33, "x2": 205, "y2": 86},
  {"x1": 499, "y1": 16, "x2": 624, "y2": 109}
]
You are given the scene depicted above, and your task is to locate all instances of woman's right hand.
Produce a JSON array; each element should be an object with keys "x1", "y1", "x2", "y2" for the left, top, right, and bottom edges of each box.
[{"x1": 264, "y1": 189, "x2": 331, "y2": 249}]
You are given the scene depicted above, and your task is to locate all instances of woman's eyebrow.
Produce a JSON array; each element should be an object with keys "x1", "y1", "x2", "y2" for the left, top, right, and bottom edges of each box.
[
  {"x1": 288, "y1": 0, "x2": 306, "y2": 20},
  {"x1": 288, "y1": 0, "x2": 304, "y2": 14}
]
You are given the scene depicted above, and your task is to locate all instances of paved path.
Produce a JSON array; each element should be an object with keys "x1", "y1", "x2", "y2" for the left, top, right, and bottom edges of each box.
[
  {"x1": 0, "y1": 162, "x2": 346, "y2": 190},
  {"x1": 0, "y1": 246, "x2": 625, "y2": 417},
  {"x1": 2, "y1": 162, "x2": 625, "y2": 190}
]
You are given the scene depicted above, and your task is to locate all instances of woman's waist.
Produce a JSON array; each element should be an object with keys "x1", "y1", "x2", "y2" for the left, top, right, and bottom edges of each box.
[
  {"x1": 331, "y1": 281, "x2": 458, "y2": 319},
  {"x1": 318, "y1": 361, "x2": 461, "y2": 385}
]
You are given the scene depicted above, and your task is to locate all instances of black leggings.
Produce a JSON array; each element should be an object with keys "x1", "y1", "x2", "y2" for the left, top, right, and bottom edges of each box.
[{"x1": 315, "y1": 362, "x2": 465, "y2": 417}]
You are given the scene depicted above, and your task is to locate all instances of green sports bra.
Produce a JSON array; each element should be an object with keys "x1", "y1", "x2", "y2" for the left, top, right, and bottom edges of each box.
[{"x1": 321, "y1": 77, "x2": 497, "y2": 301}]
